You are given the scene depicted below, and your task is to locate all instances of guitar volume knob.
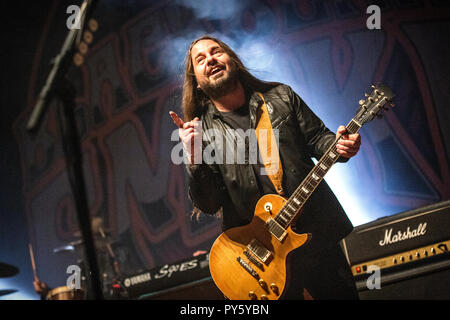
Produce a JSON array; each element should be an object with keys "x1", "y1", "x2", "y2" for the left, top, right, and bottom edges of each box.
[
  {"x1": 270, "y1": 283, "x2": 279, "y2": 295},
  {"x1": 259, "y1": 279, "x2": 267, "y2": 288}
]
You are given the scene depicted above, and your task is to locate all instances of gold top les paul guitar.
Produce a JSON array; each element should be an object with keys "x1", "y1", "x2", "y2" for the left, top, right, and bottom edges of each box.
[{"x1": 209, "y1": 84, "x2": 395, "y2": 300}]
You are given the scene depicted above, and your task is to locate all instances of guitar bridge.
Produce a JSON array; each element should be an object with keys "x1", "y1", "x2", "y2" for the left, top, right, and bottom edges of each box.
[
  {"x1": 236, "y1": 257, "x2": 259, "y2": 280},
  {"x1": 247, "y1": 239, "x2": 272, "y2": 263},
  {"x1": 243, "y1": 250, "x2": 264, "y2": 270}
]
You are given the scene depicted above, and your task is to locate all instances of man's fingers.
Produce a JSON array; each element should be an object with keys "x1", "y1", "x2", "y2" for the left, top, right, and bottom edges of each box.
[
  {"x1": 337, "y1": 126, "x2": 361, "y2": 139},
  {"x1": 336, "y1": 125, "x2": 362, "y2": 159},
  {"x1": 337, "y1": 125, "x2": 347, "y2": 135},
  {"x1": 169, "y1": 111, "x2": 185, "y2": 129},
  {"x1": 344, "y1": 133, "x2": 361, "y2": 141},
  {"x1": 184, "y1": 132, "x2": 196, "y2": 143},
  {"x1": 351, "y1": 133, "x2": 361, "y2": 143},
  {"x1": 337, "y1": 144, "x2": 359, "y2": 152},
  {"x1": 337, "y1": 126, "x2": 349, "y2": 142},
  {"x1": 337, "y1": 139, "x2": 360, "y2": 147},
  {"x1": 180, "y1": 127, "x2": 194, "y2": 138},
  {"x1": 337, "y1": 150, "x2": 357, "y2": 158}
]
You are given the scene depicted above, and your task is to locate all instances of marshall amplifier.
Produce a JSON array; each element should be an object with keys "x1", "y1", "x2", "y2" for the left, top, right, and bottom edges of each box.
[
  {"x1": 120, "y1": 252, "x2": 223, "y2": 300},
  {"x1": 341, "y1": 200, "x2": 450, "y2": 299}
]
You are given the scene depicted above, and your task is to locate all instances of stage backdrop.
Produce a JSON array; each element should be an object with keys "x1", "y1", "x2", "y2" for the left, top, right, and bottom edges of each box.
[{"x1": 1, "y1": 0, "x2": 449, "y2": 299}]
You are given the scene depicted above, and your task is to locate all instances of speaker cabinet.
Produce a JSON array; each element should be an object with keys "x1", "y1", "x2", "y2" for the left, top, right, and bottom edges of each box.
[{"x1": 341, "y1": 200, "x2": 450, "y2": 300}]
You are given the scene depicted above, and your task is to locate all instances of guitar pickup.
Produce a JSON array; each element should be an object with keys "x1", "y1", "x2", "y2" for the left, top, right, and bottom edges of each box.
[
  {"x1": 265, "y1": 218, "x2": 287, "y2": 242},
  {"x1": 247, "y1": 239, "x2": 272, "y2": 263}
]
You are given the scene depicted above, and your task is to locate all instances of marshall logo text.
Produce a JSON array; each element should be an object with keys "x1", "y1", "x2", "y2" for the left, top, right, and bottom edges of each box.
[{"x1": 379, "y1": 223, "x2": 427, "y2": 246}]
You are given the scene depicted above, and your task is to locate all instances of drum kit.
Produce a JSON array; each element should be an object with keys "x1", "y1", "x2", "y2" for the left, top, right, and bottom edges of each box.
[
  {"x1": 46, "y1": 286, "x2": 85, "y2": 300},
  {"x1": 44, "y1": 217, "x2": 126, "y2": 300},
  {"x1": 1, "y1": 217, "x2": 125, "y2": 300},
  {"x1": 28, "y1": 240, "x2": 88, "y2": 300}
]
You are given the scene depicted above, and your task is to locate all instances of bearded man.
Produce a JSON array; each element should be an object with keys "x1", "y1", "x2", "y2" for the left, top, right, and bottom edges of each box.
[{"x1": 170, "y1": 35, "x2": 361, "y2": 300}]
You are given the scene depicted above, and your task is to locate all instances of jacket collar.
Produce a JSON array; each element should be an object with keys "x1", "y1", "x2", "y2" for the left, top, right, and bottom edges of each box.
[{"x1": 205, "y1": 87, "x2": 264, "y2": 128}]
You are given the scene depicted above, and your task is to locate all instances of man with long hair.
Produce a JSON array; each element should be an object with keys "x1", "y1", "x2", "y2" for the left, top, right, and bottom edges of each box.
[{"x1": 170, "y1": 35, "x2": 361, "y2": 299}]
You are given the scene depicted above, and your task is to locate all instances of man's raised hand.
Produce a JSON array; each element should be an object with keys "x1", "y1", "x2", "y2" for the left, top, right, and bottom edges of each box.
[{"x1": 169, "y1": 111, "x2": 202, "y2": 164}]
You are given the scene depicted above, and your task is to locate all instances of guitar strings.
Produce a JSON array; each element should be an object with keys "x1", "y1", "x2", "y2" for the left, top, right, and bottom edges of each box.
[{"x1": 273, "y1": 120, "x2": 361, "y2": 229}]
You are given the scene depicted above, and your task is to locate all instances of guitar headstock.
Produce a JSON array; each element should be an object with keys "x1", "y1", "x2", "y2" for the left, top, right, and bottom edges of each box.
[{"x1": 354, "y1": 84, "x2": 395, "y2": 125}]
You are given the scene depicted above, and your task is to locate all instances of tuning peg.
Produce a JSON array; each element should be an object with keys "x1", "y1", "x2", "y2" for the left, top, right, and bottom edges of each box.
[
  {"x1": 359, "y1": 99, "x2": 365, "y2": 105},
  {"x1": 371, "y1": 85, "x2": 376, "y2": 89},
  {"x1": 364, "y1": 93, "x2": 369, "y2": 97}
]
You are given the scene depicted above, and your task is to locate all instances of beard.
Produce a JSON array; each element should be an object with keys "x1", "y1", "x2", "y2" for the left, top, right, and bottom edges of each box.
[{"x1": 198, "y1": 63, "x2": 239, "y2": 100}]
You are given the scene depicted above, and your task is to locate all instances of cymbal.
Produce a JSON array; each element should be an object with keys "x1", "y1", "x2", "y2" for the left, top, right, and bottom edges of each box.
[
  {"x1": 53, "y1": 239, "x2": 87, "y2": 254},
  {"x1": 0, "y1": 262, "x2": 19, "y2": 278},
  {"x1": 53, "y1": 245, "x2": 75, "y2": 254},
  {"x1": 0, "y1": 289, "x2": 18, "y2": 297}
]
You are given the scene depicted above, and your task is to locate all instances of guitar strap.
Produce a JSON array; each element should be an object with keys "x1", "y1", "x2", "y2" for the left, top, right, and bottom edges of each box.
[{"x1": 255, "y1": 92, "x2": 284, "y2": 195}]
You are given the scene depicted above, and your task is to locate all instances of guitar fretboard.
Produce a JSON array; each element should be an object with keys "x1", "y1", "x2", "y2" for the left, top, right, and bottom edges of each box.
[{"x1": 273, "y1": 119, "x2": 361, "y2": 228}]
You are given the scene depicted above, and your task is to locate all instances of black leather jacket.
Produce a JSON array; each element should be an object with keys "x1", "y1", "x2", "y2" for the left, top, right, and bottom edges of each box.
[{"x1": 186, "y1": 84, "x2": 353, "y2": 247}]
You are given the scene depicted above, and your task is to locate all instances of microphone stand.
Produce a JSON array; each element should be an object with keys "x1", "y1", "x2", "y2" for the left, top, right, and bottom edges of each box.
[{"x1": 26, "y1": 0, "x2": 103, "y2": 300}]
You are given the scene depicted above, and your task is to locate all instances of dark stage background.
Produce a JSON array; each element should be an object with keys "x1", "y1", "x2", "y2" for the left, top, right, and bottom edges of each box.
[{"x1": 1, "y1": 0, "x2": 449, "y2": 299}]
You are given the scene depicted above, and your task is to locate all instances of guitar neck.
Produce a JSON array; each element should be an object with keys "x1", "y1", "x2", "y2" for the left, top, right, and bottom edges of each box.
[{"x1": 273, "y1": 118, "x2": 362, "y2": 228}]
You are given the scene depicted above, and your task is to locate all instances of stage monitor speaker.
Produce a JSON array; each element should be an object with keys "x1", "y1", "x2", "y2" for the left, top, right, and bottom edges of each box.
[{"x1": 341, "y1": 200, "x2": 450, "y2": 300}]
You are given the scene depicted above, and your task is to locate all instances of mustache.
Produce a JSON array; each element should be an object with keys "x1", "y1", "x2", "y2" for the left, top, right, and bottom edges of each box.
[
  {"x1": 206, "y1": 62, "x2": 226, "y2": 76},
  {"x1": 199, "y1": 65, "x2": 239, "y2": 99}
]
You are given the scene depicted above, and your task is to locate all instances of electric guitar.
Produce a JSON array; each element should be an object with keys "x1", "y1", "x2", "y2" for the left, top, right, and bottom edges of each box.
[{"x1": 209, "y1": 84, "x2": 395, "y2": 300}]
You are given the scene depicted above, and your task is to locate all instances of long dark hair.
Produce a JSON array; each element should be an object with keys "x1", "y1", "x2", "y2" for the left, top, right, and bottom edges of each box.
[{"x1": 182, "y1": 35, "x2": 279, "y2": 121}]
